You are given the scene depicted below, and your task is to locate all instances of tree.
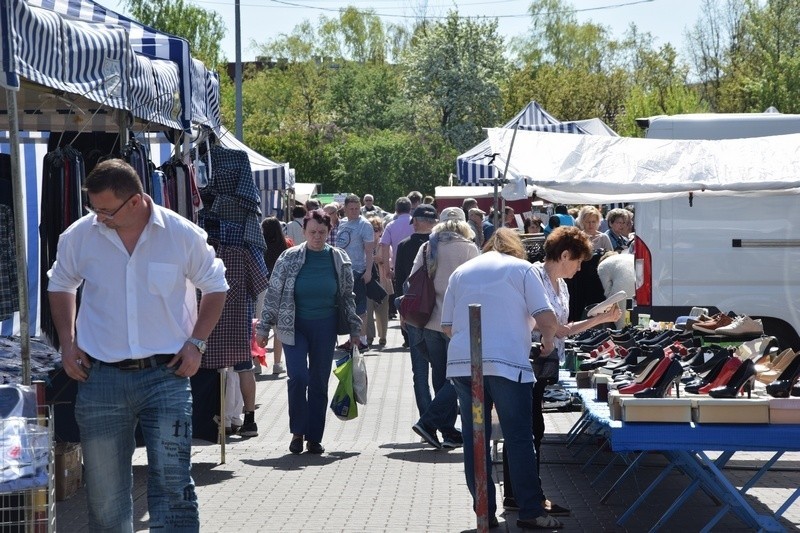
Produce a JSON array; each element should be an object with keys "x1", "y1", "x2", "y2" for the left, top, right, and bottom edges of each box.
[
  {"x1": 403, "y1": 12, "x2": 508, "y2": 152},
  {"x1": 124, "y1": 0, "x2": 226, "y2": 67}
]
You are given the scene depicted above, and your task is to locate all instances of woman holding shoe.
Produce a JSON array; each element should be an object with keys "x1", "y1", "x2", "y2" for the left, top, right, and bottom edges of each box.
[{"x1": 256, "y1": 209, "x2": 361, "y2": 454}]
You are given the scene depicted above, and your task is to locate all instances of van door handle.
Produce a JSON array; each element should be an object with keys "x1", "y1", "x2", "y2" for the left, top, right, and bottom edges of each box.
[{"x1": 732, "y1": 239, "x2": 800, "y2": 248}]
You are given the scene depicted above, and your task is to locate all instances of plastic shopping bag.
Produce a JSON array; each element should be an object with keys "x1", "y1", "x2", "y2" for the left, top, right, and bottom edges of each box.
[
  {"x1": 330, "y1": 354, "x2": 358, "y2": 420},
  {"x1": 352, "y1": 345, "x2": 368, "y2": 405}
]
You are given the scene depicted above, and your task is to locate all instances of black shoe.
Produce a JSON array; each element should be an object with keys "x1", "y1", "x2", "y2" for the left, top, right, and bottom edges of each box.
[
  {"x1": 289, "y1": 436, "x2": 303, "y2": 454},
  {"x1": 306, "y1": 441, "x2": 325, "y2": 454},
  {"x1": 412, "y1": 422, "x2": 442, "y2": 449},
  {"x1": 239, "y1": 422, "x2": 258, "y2": 438},
  {"x1": 489, "y1": 515, "x2": 499, "y2": 529},
  {"x1": 502, "y1": 497, "x2": 519, "y2": 511},
  {"x1": 442, "y1": 431, "x2": 463, "y2": 449},
  {"x1": 517, "y1": 515, "x2": 564, "y2": 529},
  {"x1": 544, "y1": 500, "x2": 571, "y2": 516}
]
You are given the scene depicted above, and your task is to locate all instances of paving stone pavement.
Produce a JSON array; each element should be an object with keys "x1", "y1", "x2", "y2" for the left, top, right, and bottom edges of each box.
[{"x1": 55, "y1": 320, "x2": 800, "y2": 532}]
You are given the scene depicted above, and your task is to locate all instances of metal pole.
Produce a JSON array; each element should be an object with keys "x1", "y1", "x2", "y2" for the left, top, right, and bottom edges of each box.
[
  {"x1": 7, "y1": 89, "x2": 31, "y2": 385},
  {"x1": 219, "y1": 369, "x2": 226, "y2": 464},
  {"x1": 469, "y1": 304, "x2": 488, "y2": 533},
  {"x1": 499, "y1": 121, "x2": 521, "y2": 228},
  {"x1": 234, "y1": 0, "x2": 243, "y2": 141}
]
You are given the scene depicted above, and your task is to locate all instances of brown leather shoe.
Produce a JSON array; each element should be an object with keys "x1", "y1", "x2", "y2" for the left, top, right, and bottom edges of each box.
[{"x1": 692, "y1": 313, "x2": 734, "y2": 334}]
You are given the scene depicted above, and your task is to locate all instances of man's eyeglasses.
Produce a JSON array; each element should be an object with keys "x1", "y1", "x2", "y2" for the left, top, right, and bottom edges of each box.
[{"x1": 85, "y1": 194, "x2": 137, "y2": 220}]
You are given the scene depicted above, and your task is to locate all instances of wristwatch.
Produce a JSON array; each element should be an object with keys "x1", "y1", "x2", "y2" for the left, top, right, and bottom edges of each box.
[{"x1": 186, "y1": 337, "x2": 207, "y2": 355}]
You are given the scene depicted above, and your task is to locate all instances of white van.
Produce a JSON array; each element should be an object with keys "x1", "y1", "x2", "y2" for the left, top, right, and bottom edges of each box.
[{"x1": 633, "y1": 113, "x2": 800, "y2": 349}]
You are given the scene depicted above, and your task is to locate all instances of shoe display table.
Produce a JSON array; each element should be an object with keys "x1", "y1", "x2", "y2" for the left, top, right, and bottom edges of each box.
[{"x1": 569, "y1": 382, "x2": 800, "y2": 532}]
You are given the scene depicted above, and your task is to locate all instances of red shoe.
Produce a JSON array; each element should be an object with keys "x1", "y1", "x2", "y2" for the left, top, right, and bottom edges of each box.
[
  {"x1": 698, "y1": 357, "x2": 743, "y2": 394},
  {"x1": 618, "y1": 356, "x2": 674, "y2": 395}
]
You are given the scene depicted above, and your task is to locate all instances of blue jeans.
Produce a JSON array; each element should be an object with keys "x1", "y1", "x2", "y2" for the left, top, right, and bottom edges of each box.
[
  {"x1": 418, "y1": 328, "x2": 457, "y2": 434},
  {"x1": 405, "y1": 324, "x2": 431, "y2": 417},
  {"x1": 283, "y1": 314, "x2": 336, "y2": 443},
  {"x1": 76, "y1": 362, "x2": 197, "y2": 532},
  {"x1": 353, "y1": 271, "x2": 367, "y2": 315},
  {"x1": 452, "y1": 376, "x2": 544, "y2": 521}
]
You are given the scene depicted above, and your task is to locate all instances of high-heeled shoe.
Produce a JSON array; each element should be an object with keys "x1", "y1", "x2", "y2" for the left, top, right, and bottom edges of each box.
[
  {"x1": 756, "y1": 349, "x2": 797, "y2": 384},
  {"x1": 633, "y1": 358, "x2": 684, "y2": 398},
  {"x1": 734, "y1": 336, "x2": 779, "y2": 361},
  {"x1": 765, "y1": 353, "x2": 800, "y2": 398},
  {"x1": 792, "y1": 383, "x2": 800, "y2": 397},
  {"x1": 618, "y1": 356, "x2": 675, "y2": 395},
  {"x1": 684, "y1": 354, "x2": 732, "y2": 394},
  {"x1": 708, "y1": 359, "x2": 757, "y2": 398},
  {"x1": 697, "y1": 357, "x2": 742, "y2": 395}
]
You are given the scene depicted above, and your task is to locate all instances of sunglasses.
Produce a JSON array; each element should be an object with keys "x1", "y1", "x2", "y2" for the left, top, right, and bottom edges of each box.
[{"x1": 85, "y1": 193, "x2": 137, "y2": 220}]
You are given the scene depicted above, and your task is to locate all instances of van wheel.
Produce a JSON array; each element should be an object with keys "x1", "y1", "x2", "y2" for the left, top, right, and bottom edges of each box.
[{"x1": 757, "y1": 317, "x2": 800, "y2": 351}]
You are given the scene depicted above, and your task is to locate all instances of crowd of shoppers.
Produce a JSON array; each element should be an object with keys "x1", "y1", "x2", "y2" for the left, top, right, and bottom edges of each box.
[{"x1": 48, "y1": 161, "x2": 636, "y2": 532}]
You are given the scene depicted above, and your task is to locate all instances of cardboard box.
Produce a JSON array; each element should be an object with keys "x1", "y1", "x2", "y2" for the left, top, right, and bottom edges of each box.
[
  {"x1": 769, "y1": 398, "x2": 800, "y2": 424},
  {"x1": 691, "y1": 398, "x2": 770, "y2": 424},
  {"x1": 54, "y1": 442, "x2": 82, "y2": 501},
  {"x1": 621, "y1": 398, "x2": 693, "y2": 423},
  {"x1": 608, "y1": 390, "x2": 623, "y2": 421},
  {"x1": 575, "y1": 371, "x2": 593, "y2": 389}
]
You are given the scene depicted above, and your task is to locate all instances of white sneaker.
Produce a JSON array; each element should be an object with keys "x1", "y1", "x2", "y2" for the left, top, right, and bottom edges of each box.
[
  {"x1": 715, "y1": 315, "x2": 764, "y2": 336},
  {"x1": 272, "y1": 362, "x2": 286, "y2": 375}
]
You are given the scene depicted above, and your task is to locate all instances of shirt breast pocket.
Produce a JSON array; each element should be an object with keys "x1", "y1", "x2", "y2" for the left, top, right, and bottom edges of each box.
[{"x1": 148, "y1": 263, "x2": 179, "y2": 296}]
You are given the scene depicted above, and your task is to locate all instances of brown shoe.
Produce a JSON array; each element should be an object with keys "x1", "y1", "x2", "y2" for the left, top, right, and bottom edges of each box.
[{"x1": 692, "y1": 313, "x2": 734, "y2": 334}]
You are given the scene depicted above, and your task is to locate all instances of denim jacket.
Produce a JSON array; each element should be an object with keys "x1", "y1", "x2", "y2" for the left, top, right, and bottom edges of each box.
[{"x1": 257, "y1": 243, "x2": 360, "y2": 346}]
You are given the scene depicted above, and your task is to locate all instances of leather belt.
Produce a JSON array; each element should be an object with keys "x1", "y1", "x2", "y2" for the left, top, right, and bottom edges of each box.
[{"x1": 87, "y1": 354, "x2": 174, "y2": 371}]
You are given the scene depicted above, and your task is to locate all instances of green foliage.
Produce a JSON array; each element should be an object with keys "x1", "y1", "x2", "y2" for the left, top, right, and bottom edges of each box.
[
  {"x1": 123, "y1": 0, "x2": 226, "y2": 67},
  {"x1": 327, "y1": 63, "x2": 407, "y2": 131},
  {"x1": 403, "y1": 12, "x2": 508, "y2": 152}
]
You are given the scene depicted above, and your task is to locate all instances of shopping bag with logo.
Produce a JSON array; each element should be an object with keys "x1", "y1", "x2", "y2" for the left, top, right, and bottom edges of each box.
[
  {"x1": 330, "y1": 354, "x2": 358, "y2": 420},
  {"x1": 352, "y1": 345, "x2": 368, "y2": 405},
  {"x1": 398, "y1": 243, "x2": 435, "y2": 328}
]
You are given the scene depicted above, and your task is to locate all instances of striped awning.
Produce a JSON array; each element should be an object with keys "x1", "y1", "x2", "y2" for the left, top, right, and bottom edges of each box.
[
  {"x1": 457, "y1": 118, "x2": 588, "y2": 185},
  {"x1": 22, "y1": 0, "x2": 220, "y2": 130},
  {"x1": 217, "y1": 127, "x2": 291, "y2": 191}
]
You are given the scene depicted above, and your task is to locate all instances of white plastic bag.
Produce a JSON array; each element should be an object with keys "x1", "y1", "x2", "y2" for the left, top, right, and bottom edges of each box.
[{"x1": 352, "y1": 346, "x2": 368, "y2": 405}]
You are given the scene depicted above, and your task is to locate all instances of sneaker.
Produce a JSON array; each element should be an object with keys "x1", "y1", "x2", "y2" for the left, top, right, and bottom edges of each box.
[
  {"x1": 239, "y1": 422, "x2": 258, "y2": 438},
  {"x1": 412, "y1": 422, "x2": 442, "y2": 449},
  {"x1": 272, "y1": 361, "x2": 286, "y2": 375},
  {"x1": 378, "y1": 338, "x2": 387, "y2": 347},
  {"x1": 442, "y1": 431, "x2": 463, "y2": 449},
  {"x1": 714, "y1": 315, "x2": 764, "y2": 336},
  {"x1": 226, "y1": 425, "x2": 241, "y2": 436},
  {"x1": 358, "y1": 341, "x2": 370, "y2": 352},
  {"x1": 692, "y1": 313, "x2": 734, "y2": 334}
]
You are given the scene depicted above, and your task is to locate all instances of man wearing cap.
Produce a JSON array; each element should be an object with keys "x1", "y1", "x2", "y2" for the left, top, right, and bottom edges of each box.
[
  {"x1": 467, "y1": 207, "x2": 486, "y2": 248},
  {"x1": 395, "y1": 204, "x2": 438, "y2": 415},
  {"x1": 378, "y1": 197, "x2": 414, "y2": 319}
]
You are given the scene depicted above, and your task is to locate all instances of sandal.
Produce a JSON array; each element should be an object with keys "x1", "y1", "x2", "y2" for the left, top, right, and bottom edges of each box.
[{"x1": 516, "y1": 514, "x2": 564, "y2": 530}]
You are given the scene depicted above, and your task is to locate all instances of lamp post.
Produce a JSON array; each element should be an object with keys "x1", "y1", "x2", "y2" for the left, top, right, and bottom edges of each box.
[{"x1": 234, "y1": 0, "x2": 243, "y2": 140}]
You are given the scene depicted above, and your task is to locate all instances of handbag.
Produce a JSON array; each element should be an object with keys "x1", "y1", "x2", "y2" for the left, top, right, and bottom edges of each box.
[
  {"x1": 398, "y1": 243, "x2": 436, "y2": 328},
  {"x1": 336, "y1": 303, "x2": 350, "y2": 335}
]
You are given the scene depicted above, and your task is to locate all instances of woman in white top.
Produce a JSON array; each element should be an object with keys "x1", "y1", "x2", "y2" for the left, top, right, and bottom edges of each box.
[
  {"x1": 442, "y1": 228, "x2": 562, "y2": 530},
  {"x1": 576, "y1": 205, "x2": 613, "y2": 252}
]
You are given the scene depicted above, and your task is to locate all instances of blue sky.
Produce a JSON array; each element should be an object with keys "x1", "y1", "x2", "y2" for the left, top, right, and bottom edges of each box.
[{"x1": 115, "y1": 0, "x2": 704, "y2": 63}]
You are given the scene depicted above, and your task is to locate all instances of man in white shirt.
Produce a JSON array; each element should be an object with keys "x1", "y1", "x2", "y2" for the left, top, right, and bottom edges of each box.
[
  {"x1": 48, "y1": 159, "x2": 228, "y2": 532},
  {"x1": 285, "y1": 205, "x2": 307, "y2": 245}
]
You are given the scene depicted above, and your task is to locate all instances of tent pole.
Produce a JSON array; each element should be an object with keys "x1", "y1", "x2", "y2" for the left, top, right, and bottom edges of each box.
[
  {"x1": 499, "y1": 121, "x2": 521, "y2": 228},
  {"x1": 6, "y1": 88, "x2": 31, "y2": 385}
]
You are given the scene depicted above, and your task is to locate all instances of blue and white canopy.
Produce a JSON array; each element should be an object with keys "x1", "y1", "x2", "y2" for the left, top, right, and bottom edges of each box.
[
  {"x1": 0, "y1": 0, "x2": 193, "y2": 130},
  {"x1": 12, "y1": 0, "x2": 220, "y2": 130},
  {"x1": 456, "y1": 101, "x2": 618, "y2": 185}
]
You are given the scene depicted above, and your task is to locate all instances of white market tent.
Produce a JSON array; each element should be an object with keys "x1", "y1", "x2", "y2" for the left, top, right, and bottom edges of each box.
[
  {"x1": 486, "y1": 127, "x2": 800, "y2": 204},
  {"x1": 456, "y1": 101, "x2": 618, "y2": 185}
]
